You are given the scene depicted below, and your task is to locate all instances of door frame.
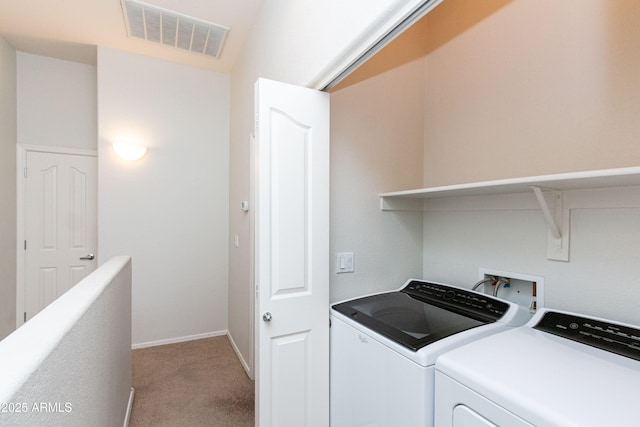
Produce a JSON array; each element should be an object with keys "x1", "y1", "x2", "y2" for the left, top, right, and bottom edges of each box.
[
  {"x1": 16, "y1": 144, "x2": 97, "y2": 328},
  {"x1": 249, "y1": 132, "x2": 256, "y2": 380}
]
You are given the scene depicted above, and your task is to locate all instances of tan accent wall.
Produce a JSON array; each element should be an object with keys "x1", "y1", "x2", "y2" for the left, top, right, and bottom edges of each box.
[{"x1": 423, "y1": 0, "x2": 640, "y2": 186}]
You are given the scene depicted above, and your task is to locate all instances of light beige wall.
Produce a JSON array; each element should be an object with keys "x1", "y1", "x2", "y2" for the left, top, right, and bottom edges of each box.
[
  {"x1": 17, "y1": 52, "x2": 96, "y2": 151},
  {"x1": 228, "y1": 0, "x2": 429, "y2": 376},
  {"x1": 422, "y1": 198, "x2": 640, "y2": 326},
  {"x1": 98, "y1": 47, "x2": 230, "y2": 347},
  {"x1": 423, "y1": 0, "x2": 640, "y2": 186},
  {"x1": 330, "y1": 58, "x2": 425, "y2": 303},
  {"x1": 0, "y1": 35, "x2": 17, "y2": 339}
]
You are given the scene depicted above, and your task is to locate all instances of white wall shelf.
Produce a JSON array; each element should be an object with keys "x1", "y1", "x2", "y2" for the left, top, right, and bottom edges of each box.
[
  {"x1": 379, "y1": 166, "x2": 640, "y2": 261},
  {"x1": 379, "y1": 166, "x2": 640, "y2": 207}
]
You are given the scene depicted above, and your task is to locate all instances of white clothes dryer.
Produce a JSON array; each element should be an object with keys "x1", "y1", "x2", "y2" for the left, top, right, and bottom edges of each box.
[
  {"x1": 330, "y1": 278, "x2": 531, "y2": 427},
  {"x1": 435, "y1": 308, "x2": 640, "y2": 427}
]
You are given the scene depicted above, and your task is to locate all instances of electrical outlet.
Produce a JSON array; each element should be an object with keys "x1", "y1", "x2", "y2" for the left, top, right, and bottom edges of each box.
[{"x1": 336, "y1": 252, "x2": 354, "y2": 274}]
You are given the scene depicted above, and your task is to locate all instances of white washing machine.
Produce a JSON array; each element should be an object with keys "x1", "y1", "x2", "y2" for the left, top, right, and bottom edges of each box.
[
  {"x1": 330, "y1": 278, "x2": 531, "y2": 427},
  {"x1": 435, "y1": 308, "x2": 640, "y2": 427}
]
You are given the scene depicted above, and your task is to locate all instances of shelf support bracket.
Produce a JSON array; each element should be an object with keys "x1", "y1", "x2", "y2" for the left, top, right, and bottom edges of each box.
[
  {"x1": 530, "y1": 186, "x2": 570, "y2": 261},
  {"x1": 530, "y1": 186, "x2": 561, "y2": 239}
]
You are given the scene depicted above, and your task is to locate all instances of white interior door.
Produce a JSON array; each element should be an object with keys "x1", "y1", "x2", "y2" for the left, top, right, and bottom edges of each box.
[
  {"x1": 254, "y1": 78, "x2": 330, "y2": 427},
  {"x1": 24, "y1": 151, "x2": 97, "y2": 322}
]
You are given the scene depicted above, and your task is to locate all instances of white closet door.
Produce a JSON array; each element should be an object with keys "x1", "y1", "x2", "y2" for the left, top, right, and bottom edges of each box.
[{"x1": 254, "y1": 78, "x2": 330, "y2": 427}]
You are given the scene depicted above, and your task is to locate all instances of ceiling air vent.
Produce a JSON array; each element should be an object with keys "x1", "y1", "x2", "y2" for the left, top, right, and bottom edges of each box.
[{"x1": 121, "y1": 0, "x2": 229, "y2": 59}]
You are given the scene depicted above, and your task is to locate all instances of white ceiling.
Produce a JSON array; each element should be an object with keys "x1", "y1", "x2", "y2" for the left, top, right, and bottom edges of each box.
[{"x1": 0, "y1": 0, "x2": 263, "y2": 73}]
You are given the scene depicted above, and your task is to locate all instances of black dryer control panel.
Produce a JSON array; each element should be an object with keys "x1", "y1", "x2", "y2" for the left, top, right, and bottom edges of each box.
[{"x1": 534, "y1": 311, "x2": 640, "y2": 361}]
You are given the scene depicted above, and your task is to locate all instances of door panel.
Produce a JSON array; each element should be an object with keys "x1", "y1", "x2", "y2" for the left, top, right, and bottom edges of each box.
[
  {"x1": 255, "y1": 78, "x2": 330, "y2": 427},
  {"x1": 38, "y1": 268, "x2": 57, "y2": 309},
  {"x1": 41, "y1": 166, "x2": 57, "y2": 249},
  {"x1": 271, "y1": 331, "x2": 310, "y2": 426},
  {"x1": 24, "y1": 151, "x2": 97, "y2": 321},
  {"x1": 70, "y1": 166, "x2": 90, "y2": 248},
  {"x1": 272, "y1": 110, "x2": 309, "y2": 296}
]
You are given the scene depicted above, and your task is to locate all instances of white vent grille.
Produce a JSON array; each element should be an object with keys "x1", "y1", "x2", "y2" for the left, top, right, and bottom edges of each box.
[{"x1": 121, "y1": 0, "x2": 229, "y2": 59}]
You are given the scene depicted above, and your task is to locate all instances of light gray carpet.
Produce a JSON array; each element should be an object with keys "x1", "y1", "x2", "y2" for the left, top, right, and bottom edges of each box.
[{"x1": 130, "y1": 336, "x2": 254, "y2": 427}]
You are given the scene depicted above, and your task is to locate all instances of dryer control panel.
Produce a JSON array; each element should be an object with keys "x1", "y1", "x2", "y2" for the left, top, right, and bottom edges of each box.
[{"x1": 534, "y1": 311, "x2": 640, "y2": 361}]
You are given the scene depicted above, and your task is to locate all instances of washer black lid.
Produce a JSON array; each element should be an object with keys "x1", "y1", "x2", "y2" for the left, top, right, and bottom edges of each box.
[{"x1": 331, "y1": 280, "x2": 510, "y2": 351}]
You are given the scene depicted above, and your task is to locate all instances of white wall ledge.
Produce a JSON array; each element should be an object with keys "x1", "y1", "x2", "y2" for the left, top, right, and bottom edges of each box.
[
  {"x1": 380, "y1": 166, "x2": 640, "y2": 204},
  {"x1": 0, "y1": 256, "x2": 132, "y2": 426}
]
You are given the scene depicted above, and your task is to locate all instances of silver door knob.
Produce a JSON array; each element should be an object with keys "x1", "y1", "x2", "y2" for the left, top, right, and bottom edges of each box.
[
  {"x1": 80, "y1": 253, "x2": 95, "y2": 260},
  {"x1": 262, "y1": 312, "x2": 272, "y2": 322}
]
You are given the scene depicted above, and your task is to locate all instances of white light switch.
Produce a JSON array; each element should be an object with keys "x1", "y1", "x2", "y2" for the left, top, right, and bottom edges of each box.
[{"x1": 336, "y1": 252, "x2": 354, "y2": 274}]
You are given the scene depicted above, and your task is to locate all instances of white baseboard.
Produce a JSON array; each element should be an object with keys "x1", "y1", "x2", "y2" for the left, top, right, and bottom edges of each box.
[
  {"x1": 123, "y1": 387, "x2": 135, "y2": 427},
  {"x1": 132, "y1": 330, "x2": 227, "y2": 349},
  {"x1": 228, "y1": 331, "x2": 254, "y2": 380}
]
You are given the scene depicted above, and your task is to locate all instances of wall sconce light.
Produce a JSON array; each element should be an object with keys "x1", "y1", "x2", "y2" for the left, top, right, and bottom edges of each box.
[{"x1": 112, "y1": 142, "x2": 148, "y2": 161}]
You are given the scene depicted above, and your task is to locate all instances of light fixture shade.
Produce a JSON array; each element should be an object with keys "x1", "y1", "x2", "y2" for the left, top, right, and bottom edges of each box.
[{"x1": 113, "y1": 142, "x2": 148, "y2": 160}]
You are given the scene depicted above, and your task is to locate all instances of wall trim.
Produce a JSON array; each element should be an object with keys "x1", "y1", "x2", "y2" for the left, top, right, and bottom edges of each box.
[
  {"x1": 123, "y1": 387, "x2": 135, "y2": 427},
  {"x1": 131, "y1": 330, "x2": 228, "y2": 350},
  {"x1": 228, "y1": 330, "x2": 254, "y2": 380},
  {"x1": 18, "y1": 144, "x2": 97, "y2": 157},
  {"x1": 320, "y1": 0, "x2": 443, "y2": 91}
]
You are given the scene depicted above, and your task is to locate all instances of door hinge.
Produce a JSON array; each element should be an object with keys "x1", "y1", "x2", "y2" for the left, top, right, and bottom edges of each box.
[
  {"x1": 24, "y1": 240, "x2": 27, "y2": 250},
  {"x1": 24, "y1": 312, "x2": 26, "y2": 322},
  {"x1": 24, "y1": 167, "x2": 27, "y2": 178}
]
